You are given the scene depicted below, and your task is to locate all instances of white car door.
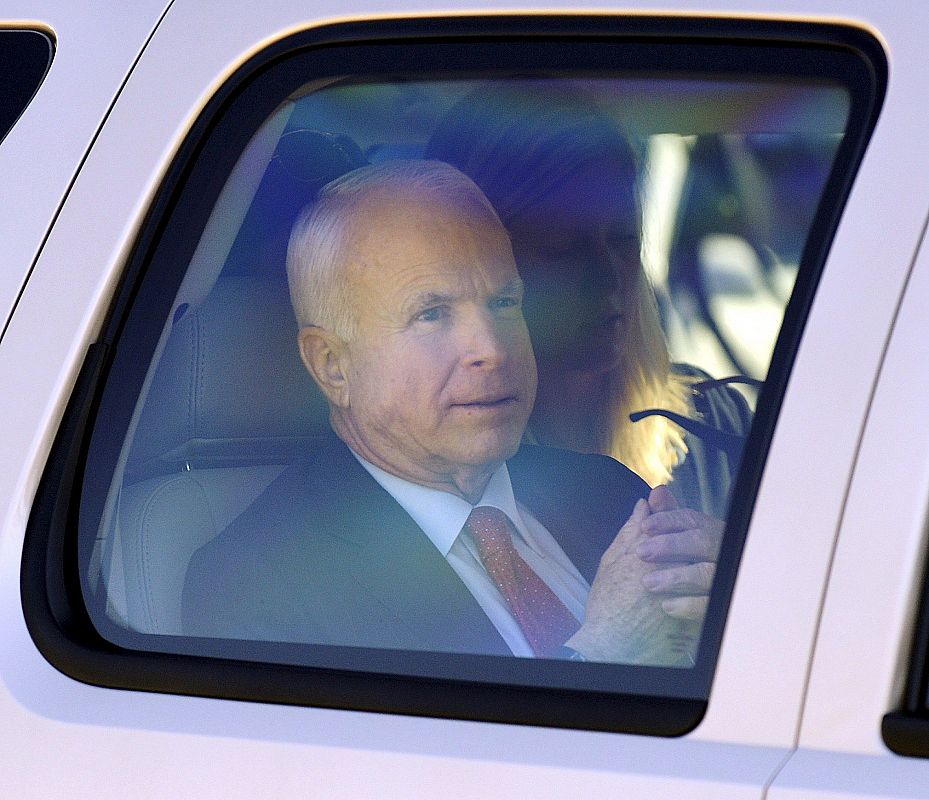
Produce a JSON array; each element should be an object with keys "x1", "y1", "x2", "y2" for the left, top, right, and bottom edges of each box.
[
  {"x1": 2, "y1": 2, "x2": 918, "y2": 797},
  {"x1": 770, "y1": 131, "x2": 929, "y2": 800}
]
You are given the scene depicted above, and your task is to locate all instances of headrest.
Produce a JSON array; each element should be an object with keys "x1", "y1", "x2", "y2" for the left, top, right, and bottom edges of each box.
[{"x1": 127, "y1": 276, "x2": 330, "y2": 477}]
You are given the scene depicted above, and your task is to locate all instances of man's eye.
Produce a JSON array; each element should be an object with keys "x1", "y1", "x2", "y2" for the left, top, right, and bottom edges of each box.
[
  {"x1": 490, "y1": 296, "x2": 520, "y2": 311},
  {"x1": 414, "y1": 306, "x2": 448, "y2": 323}
]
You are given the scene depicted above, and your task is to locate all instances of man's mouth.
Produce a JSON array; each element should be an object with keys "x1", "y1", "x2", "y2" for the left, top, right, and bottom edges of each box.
[{"x1": 451, "y1": 395, "x2": 518, "y2": 410}]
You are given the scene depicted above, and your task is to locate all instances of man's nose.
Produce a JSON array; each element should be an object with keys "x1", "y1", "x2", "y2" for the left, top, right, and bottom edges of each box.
[{"x1": 459, "y1": 309, "x2": 508, "y2": 369}]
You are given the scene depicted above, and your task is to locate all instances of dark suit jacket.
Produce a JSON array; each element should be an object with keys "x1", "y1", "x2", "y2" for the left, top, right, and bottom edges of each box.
[{"x1": 182, "y1": 435, "x2": 648, "y2": 655}]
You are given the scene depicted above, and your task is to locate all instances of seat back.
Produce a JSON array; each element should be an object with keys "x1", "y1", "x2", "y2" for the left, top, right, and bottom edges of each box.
[{"x1": 111, "y1": 277, "x2": 328, "y2": 634}]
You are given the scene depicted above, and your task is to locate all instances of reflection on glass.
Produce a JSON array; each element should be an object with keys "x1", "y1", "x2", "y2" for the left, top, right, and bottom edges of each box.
[{"x1": 84, "y1": 73, "x2": 850, "y2": 672}]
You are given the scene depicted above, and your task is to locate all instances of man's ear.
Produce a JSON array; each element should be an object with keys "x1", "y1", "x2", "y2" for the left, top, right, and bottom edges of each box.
[{"x1": 298, "y1": 326, "x2": 351, "y2": 408}]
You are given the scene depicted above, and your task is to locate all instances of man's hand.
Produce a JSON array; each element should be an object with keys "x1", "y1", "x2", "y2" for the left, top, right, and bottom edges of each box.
[
  {"x1": 637, "y1": 485, "x2": 724, "y2": 622},
  {"x1": 566, "y1": 497, "x2": 696, "y2": 665},
  {"x1": 565, "y1": 487, "x2": 722, "y2": 666}
]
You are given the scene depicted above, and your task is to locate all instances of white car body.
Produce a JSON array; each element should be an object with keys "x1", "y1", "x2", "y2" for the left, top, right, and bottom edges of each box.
[{"x1": 2, "y1": 1, "x2": 929, "y2": 797}]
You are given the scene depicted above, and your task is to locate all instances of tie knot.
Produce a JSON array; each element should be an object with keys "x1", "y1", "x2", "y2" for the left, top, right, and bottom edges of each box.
[{"x1": 465, "y1": 506, "x2": 513, "y2": 559}]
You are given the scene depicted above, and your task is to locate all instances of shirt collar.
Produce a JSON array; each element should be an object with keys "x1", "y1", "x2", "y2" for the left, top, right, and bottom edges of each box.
[{"x1": 351, "y1": 452, "x2": 538, "y2": 558}]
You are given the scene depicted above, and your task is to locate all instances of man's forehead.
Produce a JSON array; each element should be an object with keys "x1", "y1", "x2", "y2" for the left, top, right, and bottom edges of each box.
[
  {"x1": 397, "y1": 268, "x2": 524, "y2": 303},
  {"x1": 352, "y1": 249, "x2": 521, "y2": 304},
  {"x1": 346, "y1": 184, "x2": 499, "y2": 234},
  {"x1": 340, "y1": 188, "x2": 514, "y2": 277}
]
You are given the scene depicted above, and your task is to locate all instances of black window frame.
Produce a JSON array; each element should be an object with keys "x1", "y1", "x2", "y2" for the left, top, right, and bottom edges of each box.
[
  {"x1": 883, "y1": 549, "x2": 929, "y2": 755},
  {"x1": 0, "y1": 28, "x2": 54, "y2": 146},
  {"x1": 22, "y1": 14, "x2": 885, "y2": 735}
]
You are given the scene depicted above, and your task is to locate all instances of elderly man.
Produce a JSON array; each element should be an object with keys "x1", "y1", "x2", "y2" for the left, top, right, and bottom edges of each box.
[{"x1": 182, "y1": 160, "x2": 714, "y2": 665}]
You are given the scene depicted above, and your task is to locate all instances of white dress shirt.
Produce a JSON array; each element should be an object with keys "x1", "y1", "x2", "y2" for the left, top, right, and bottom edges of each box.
[{"x1": 353, "y1": 453, "x2": 591, "y2": 657}]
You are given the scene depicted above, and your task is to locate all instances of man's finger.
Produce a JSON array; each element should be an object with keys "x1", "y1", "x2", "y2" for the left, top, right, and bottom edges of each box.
[
  {"x1": 636, "y1": 530, "x2": 718, "y2": 562},
  {"x1": 642, "y1": 507, "x2": 716, "y2": 536},
  {"x1": 600, "y1": 497, "x2": 651, "y2": 564},
  {"x1": 647, "y1": 484, "x2": 679, "y2": 514},
  {"x1": 661, "y1": 596, "x2": 708, "y2": 621},
  {"x1": 642, "y1": 562, "x2": 715, "y2": 595}
]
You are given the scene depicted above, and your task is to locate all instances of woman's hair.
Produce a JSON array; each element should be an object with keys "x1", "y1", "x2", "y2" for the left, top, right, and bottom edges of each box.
[{"x1": 426, "y1": 80, "x2": 690, "y2": 485}]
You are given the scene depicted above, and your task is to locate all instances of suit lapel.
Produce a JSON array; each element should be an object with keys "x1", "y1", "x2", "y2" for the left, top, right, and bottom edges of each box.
[
  {"x1": 317, "y1": 439, "x2": 510, "y2": 656},
  {"x1": 509, "y1": 444, "x2": 648, "y2": 583},
  {"x1": 300, "y1": 437, "x2": 645, "y2": 655}
]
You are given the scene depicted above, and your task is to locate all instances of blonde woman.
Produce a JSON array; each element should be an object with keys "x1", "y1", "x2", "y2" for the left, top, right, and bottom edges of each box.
[{"x1": 426, "y1": 80, "x2": 751, "y2": 519}]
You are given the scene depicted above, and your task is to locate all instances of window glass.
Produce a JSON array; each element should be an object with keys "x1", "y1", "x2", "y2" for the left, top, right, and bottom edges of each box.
[
  {"x1": 0, "y1": 30, "x2": 53, "y2": 145},
  {"x1": 56, "y1": 28, "x2": 879, "y2": 732}
]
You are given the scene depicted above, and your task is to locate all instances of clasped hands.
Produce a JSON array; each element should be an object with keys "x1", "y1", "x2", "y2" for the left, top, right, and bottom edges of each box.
[{"x1": 566, "y1": 485, "x2": 723, "y2": 666}]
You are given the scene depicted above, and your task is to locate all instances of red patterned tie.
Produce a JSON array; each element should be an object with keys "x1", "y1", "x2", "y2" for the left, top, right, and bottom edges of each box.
[{"x1": 465, "y1": 505, "x2": 580, "y2": 657}]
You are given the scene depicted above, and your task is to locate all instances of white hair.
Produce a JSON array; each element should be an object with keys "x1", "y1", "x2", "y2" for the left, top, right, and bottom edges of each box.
[{"x1": 286, "y1": 159, "x2": 502, "y2": 340}]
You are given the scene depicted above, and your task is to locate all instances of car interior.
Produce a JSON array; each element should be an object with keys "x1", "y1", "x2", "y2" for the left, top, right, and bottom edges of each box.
[{"x1": 86, "y1": 75, "x2": 848, "y2": 641}]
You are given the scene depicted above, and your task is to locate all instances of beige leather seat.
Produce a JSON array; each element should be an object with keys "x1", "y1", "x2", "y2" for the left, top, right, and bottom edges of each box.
[{"x1": 109, "y1": 276, "x2": 329, "y2": 635}]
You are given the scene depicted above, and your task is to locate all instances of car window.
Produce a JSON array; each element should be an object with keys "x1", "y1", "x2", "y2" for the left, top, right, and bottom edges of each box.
[
  {"x1": 0, "y1": 29, "x2": 53, "y2": 145},
  {"x1": 24, "y1": 19, "x2": 884, "y2": 734}
]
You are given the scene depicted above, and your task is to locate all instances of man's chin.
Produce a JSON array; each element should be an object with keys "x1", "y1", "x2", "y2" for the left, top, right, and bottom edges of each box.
[{"x1": 449, "y1": 427, "x2": 524, "y2": 468}]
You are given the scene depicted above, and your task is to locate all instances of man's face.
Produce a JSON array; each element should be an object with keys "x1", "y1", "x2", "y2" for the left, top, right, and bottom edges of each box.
[{"x1": 334, "y1": 190, "x2": 537, "y2": 488}]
